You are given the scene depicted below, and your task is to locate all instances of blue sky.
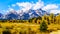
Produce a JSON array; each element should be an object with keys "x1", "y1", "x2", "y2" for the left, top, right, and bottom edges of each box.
[
  {"x1": 42, "y1": 0, "x2": 60, "y2": 4},
  {"x1": 0, "y1": 0, "x2": 60, "y2": 14},
  {"x1": 0, "y1": 0, "x2": 37, "y2": 10}
]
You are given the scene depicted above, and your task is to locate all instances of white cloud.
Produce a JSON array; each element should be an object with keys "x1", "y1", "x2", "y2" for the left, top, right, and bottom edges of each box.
[
  {"x1": 33, "y1": 1, "x2": 44, "y2": 10},
  {"x1": 8, "y1": 6, "x2": 15, "y2": 12},
  {"x1": 8, "y1": 8, "x2": 14, "y2": 11},
  {"x1": 50, "y1": 10, "x2": 60, "y2": 14},
  {"x1": 7, "y1": 8, "x2": 17, "y2": 14},
  {"x1": 8, "y1": 0, "x2": 59, "y2": 14},
  {"x1": 42, "y1": 4, "x2": 58, "y2": 11},
  {"x1": 16, "y1": 10, "x2": 24, "y2": 16},
  {"x1": 42, "y1": 4, "x2": 59, "y2": 14},
  {"x1": 16, "y1": 0, "x2": 44, "y2": 12},
  {"x1": 16, "y1": 2, "x2": 33, "y2": 12}
]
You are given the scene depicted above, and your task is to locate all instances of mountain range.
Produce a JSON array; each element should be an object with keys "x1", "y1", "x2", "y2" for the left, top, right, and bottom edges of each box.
[{"x1": 0, "y1": 9, "x2": 50, "y2": 20}]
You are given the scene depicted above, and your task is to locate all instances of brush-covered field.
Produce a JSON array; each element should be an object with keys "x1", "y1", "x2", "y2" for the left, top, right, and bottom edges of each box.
[
  {"x1": 0, "y1": 22, "x2": 60, "y2": 34},
  {"x1": 0, "y1": 23, "x2": 40, "y2": 34}
]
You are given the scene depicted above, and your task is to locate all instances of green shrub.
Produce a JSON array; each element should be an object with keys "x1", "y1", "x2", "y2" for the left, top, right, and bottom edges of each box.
[{"x1": 40, "y1": 20, "x2": 48, "y2": 32}]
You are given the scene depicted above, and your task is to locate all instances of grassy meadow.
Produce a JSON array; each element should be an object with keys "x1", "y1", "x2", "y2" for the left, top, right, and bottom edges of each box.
[{"x1": 0, "y1": 14, "x2": 60, "y2": 34}]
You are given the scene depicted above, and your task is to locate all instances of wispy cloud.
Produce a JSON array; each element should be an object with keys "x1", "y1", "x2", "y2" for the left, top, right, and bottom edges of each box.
[
  {"x1": 16, "y1": 2, "x2": 33, "y2": 12},
  {"x1": 50, "y1": 10, "x2": 60, "y2": 14},
  {"x1": 32, "y1": 0, "x2": 44, "y2": 10},
  {"x1": 7, "y1": 0, "x2": 60, "y2": 14},
  {"x1": 42, "y1": 4, "x2": 58, "y2": 11}
]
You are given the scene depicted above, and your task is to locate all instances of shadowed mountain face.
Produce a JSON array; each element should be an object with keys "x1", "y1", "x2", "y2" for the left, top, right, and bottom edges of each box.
[
  {"x1": 0, "y1": 13, "x2": 3, "y2": 17},
  {"x1": 29, "y1": 9, "x2": 48, "y2": 17},
  {"x1": 5, "y1": 13, "x2": 19, "y2": 20},
  {"x1": 22, "y1": 13, "x2": 30, "y2": 20},
  {"x1": 0, "y1": 9, "x2": 48, "y2": 20},
  {"x1": 29, "y1": 9, "x2": 39, "y2": 17},
  {"x1": 0, "y1": 13, "x2": 3, "y2": 19}
]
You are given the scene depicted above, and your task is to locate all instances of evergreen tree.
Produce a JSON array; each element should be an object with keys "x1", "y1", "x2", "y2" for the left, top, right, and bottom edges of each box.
[{"x1": 40, "y1": 20, "x2": 47, "y2": 32}]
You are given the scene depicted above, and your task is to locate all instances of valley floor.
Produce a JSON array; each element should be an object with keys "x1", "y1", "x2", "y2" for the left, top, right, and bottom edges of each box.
[{"x1": 0, "y1": 23, "x2": 60, "y2": 34}]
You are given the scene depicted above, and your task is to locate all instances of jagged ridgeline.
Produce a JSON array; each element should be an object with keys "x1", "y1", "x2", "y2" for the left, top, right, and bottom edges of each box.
[
  {"x1": 0, "y1": 8, "x2": 59, "y2": 24},
  {"x1": 0, "y1": 9, "x2": 48, "y2": 20}
]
